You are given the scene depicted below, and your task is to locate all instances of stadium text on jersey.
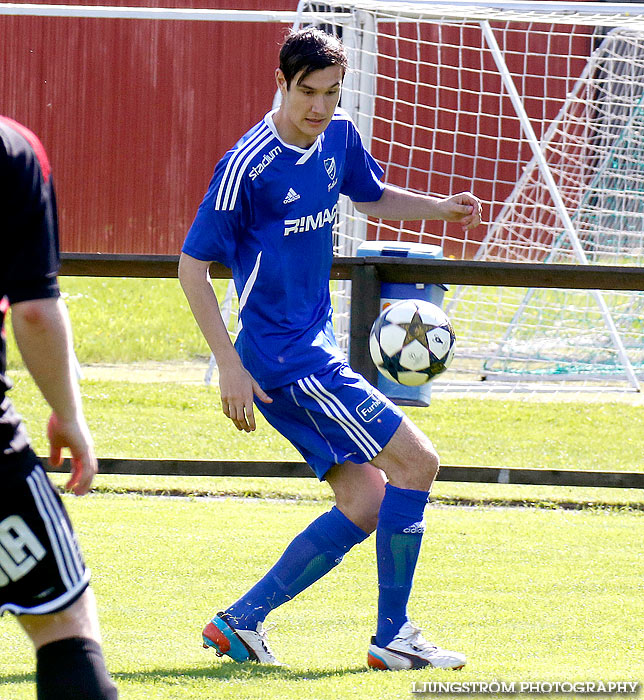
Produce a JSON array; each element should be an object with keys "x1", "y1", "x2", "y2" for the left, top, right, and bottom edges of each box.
[{"x1": 248, "y1": 146, "x2": 282, "y2": 181}]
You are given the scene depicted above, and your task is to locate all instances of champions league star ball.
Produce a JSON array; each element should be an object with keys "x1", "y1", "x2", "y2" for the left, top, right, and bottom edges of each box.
[{"x1": 369, "y1": 299, "x2": 456, "y2": 386}]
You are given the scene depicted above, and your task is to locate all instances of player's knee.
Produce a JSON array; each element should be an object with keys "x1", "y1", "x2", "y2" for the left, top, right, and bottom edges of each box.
[
  {"x1": 388, "y1": 445, "x2": 439, "y2": 491},
  {"x1": 406, "y1": 428, "x2": 440, "y2": 486},
  {"x1": 36, "y1": 637, "x2": 118, "y2": 700},
  {"x1": 336, "y1": 487, "x2": 383, "y2": 534},
  {"x1": 424, "y1": 445, "x2": 440, "y2": 481},
  {"x1": 415, "y1": 445, "x2": 440, "y2": 487},
  {"x1": 339, "y1": 498, "x2": 381, "y2": 534},
  {"x1": 328, "y1": 462, "x2": 386, "y2": 534},
  {"x1": 355, "y1": 504, "x2": 380, "y2": 534}
]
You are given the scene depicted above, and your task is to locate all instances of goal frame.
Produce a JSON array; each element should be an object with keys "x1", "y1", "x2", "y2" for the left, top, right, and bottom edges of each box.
[{"x1": 294, "y1": 0, "x2": 644, "y2": 392}]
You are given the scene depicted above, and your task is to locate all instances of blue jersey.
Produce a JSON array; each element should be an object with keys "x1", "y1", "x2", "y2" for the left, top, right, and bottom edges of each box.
[{"x1": 183, "y1": 108, "x2": 385, "y2": 389}]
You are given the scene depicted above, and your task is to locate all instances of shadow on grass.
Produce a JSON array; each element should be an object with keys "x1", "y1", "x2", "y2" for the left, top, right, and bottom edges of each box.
[
  {"x1": 1, "y1": 662, "x2": 369, "y2": 687},
  {"x1": 0, "y1": 672, "x2": 35, "y2": 685},
  {"x1": 113, "y1": 662, "x2": 369, "y2": 682}
]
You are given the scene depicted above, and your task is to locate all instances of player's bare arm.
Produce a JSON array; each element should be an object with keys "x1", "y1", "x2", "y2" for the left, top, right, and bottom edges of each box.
[
  {"x1": 354, "y1": 184, "x2": 482, "y2": 230},
  {"x1": 11, "y1": 297, "x2": 97, "y2": 495},
  {"x1": 178, "y1": 253, "x2": 272, "y2": 432}
]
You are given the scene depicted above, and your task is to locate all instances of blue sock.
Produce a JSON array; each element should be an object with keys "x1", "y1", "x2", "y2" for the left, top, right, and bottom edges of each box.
[
  {"x1": 225, "y1": 506, "x2": 368, "y2": 629},
  {"x1": 375, "y1": 483, "x2": 429, "y2": 647}
]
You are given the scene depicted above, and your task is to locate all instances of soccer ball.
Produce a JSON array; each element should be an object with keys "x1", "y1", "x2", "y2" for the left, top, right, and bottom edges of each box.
[{"x1": 369, "y1": 299, "x2": 455, "y2": 386}]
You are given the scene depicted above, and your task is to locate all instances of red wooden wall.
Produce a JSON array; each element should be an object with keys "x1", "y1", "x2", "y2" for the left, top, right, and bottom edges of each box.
[
  {"x1": 1, "y1": 3, "x2": 593, "y2": 258},
  {"x1": 369, "y1": 20, "x2": 593, "y2": 258},
  {"x1": 0, "y1": 0, "x2": 297, "y2": 254}
]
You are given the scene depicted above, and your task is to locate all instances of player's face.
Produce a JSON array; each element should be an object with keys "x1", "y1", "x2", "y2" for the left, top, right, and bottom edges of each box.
[{"x1": 274, "y1": 64, "x2": 343, "y2": 148}]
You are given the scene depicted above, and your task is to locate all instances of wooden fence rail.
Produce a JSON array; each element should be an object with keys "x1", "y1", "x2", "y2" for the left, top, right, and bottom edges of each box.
[
  {"x1": 43, "y1": 458, "x2": 644, "y2": 489},
  {"x1": 57, "y1": 253, "x2": 644, "y2": 489},
  {"x1": 59, "y1": 252, "x2": 644, "y2": 289}
]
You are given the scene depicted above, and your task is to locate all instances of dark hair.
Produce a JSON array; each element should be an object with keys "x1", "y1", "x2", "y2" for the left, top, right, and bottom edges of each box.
[{"x1": 279, "y1": 28, "x2": 348, "y2": 88}]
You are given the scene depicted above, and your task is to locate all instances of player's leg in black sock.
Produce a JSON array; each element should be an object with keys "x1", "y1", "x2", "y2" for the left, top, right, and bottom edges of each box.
[{"x1": 36, "y1": 637, "x2": 118, "y2": 700}]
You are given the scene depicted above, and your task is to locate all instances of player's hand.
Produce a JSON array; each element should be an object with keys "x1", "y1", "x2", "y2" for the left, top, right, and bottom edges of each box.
[
  {"x1": 219, "y1": 363, "x2": 273, "y2": 433},
  {"x1": 47, "y1": 412, "x2": 98, "y2": 496},
  {"x1": 438, "y1": 192, "x2": 483, "y2": 230}
]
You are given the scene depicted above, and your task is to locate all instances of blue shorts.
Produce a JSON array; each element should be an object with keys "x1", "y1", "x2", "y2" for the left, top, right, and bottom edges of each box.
[{"x1": 255, "y1": 359, "x2": 404, "y2": 480}]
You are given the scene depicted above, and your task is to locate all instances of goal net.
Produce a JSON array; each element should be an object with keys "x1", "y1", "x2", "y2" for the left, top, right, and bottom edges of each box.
[{"x1": 296, "y1": 0, "x2": 644, "y2": 394}]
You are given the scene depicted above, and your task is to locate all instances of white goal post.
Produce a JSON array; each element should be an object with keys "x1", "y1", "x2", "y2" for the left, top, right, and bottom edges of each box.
[{"x1": 293, "y1": 0, "x2": 644, "y2": 393}]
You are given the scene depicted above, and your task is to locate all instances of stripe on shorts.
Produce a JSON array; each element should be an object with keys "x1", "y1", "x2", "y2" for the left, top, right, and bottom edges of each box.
[
  {"x1": 26, "y1": 467, "x2": 83, "y2": 591},
  {"x1": 290, "y1": 384, "x2": 341, "y2": 465},
  {"x1": 297, "y1": 374, "x2": 382, "y2": 460}
]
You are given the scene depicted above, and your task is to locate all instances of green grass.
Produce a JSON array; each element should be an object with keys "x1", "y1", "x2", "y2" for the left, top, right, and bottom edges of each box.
[
  {"x1": 9, "y1": 371, "x2": 644, "y2": 473},
  {"x1": 1, "y1": 494, "x2": 642, "y2": 699},
  {"x1": 2, "y1": 277, "x2": 643, "y2": 696},
  {"x1": 4, "y1": 275, "x2": 644, "y2": 510},
  {"x1": 7, "y1": 367, "x2": 644, "y2": 509},
  {"x1": 5, "y1": 277, "x2": 215, "y2": 367}
]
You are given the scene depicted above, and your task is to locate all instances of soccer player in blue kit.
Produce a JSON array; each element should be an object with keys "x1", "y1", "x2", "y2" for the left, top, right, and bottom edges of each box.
[{"x1": 180, "y1": 28, "x2": 482, "y2": 671}]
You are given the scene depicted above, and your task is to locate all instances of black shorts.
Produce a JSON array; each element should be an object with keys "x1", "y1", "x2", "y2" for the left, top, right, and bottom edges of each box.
[{"x1": 0, "y1": 449, "x2": 89, "y2": 616}]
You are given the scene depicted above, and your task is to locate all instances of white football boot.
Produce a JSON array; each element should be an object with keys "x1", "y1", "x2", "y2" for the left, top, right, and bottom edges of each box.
[{"x1": 367, "y1": 621, "x2": 466, "y2": 671}]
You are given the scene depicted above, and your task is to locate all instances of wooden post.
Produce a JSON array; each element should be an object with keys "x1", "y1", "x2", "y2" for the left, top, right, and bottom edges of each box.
[{"x1": 349, "y1": 262, "x2": 381, "y2": 384}]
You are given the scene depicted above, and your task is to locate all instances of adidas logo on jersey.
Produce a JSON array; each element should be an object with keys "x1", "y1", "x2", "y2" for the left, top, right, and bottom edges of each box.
[
  {"x1": 283, "y1": 188, "x2": 300, "y2": 204},
  {"x1": 403, "y1": 521, "x2": 426, "y2": 534}
]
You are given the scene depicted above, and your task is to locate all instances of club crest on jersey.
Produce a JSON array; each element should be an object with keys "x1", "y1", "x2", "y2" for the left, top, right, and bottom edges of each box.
[
  {"x1": 283, "y1": 204, "x2": 337, "y2": 236},
  {"x1": 324, "y1": 157, "x2": 338, "y2": 191},
  {"x1": 249, "y1": 145, "x2": 282, "y2": 181}
]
